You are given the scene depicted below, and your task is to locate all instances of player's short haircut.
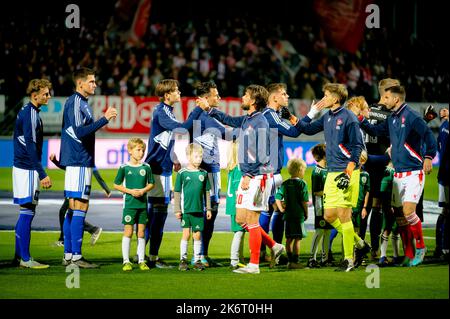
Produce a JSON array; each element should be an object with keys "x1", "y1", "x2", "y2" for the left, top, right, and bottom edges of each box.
[
  {"x1": 287, "y1": 158, "x2": 306, "y2": 177},
  {"x1": 73, "y1": 67, "x2": 95, "y2": 85},
  {"x1": 246, "y1": 84, "x2": 269, "y2": 111},
  {"x1": 311, "y1": 143, "x2": 326, "y2": 162},
  {"x1": 196, "y1": 81, "x2": 217, "y2": 97},
  {"x1": 378, "y1": 78, "x2": 400, "y2": 95},
  {"x1": 26, "y1": 79, "x2": 52, "y2": 96},
  {"x1": 155, "y1": 79, "x2": 179, "y2": 102},
  {"x1": 127, "y1": 137, "x2": 146, "y2": 151},
  {"x1": 186, "y1": 143, "x2": 203, "y2": 158},
  {"x1": 385, "y1": 85, "x2": 406, "y2": 101},
  {"x1": 266, "y1": 83, "x2": 287, "y2": 95},
  {"x1": 346, "y1": 96, "x2": 368, "y2": 111},
  {"x1": 322, "y1": 83, "x2": 348, "y2": 105},
  {"x1": 360, "y1": 150, "x2": 368, "y2": 164}
]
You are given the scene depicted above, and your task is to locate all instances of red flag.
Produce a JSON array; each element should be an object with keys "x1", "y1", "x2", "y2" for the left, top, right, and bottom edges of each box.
[
  {"x1": 313, "y1": 0, "x2": 373, "y2": 53},
  {"x1": 128, "y1": 0, "x2": 152, "y2": 47}
]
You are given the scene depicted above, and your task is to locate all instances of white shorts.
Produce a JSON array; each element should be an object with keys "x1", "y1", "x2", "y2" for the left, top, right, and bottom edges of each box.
[
  {"x1": 208, "y1": 171, "x2": 221, "y2": 204},
  {"x1": 236, "y1": 173, "x2": 273, "y2": 212},
  {"x1": 438, "y1": 183, "x2": 449, "y2": 208},
  {"x1": 268, "y1": 173, "x2": 283, "y2": 205},
  {"x1": 391, "y1": 170, "x2": 425, "y2": 207},
  {"x1": 64, "y1": 166, "x2": 93, "y2": 200},
  {"x1": 148, "y1": 174, "x2": 172, "y2": 205},
  {"x1": 13, "y1": 166, "x2": 40, "y2": 205}
]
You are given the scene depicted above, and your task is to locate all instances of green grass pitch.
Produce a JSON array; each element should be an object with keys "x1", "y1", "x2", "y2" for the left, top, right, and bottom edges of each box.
[
  {"x1": 0, "y1": 167, "x2": 441, "y2": 201},
  {"x1": 0, "y1": 229, "x2": 448, "y2": 299}
]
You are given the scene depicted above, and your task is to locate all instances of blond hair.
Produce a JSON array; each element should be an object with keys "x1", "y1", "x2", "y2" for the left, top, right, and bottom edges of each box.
[
  {"x1": 378, "y1": 78, "x2": 400, "y2": 95},
  {"x1": 26, "y1": 79, "x2": 52, "y2": 96},
  {"x1": 322, "y1": 83, "x2": 348, "y2": 105},
  {"x1": 127, "y1": 137, "x2": 146, "y2": 151},
  {"x1": 185, "y1": 143, "x2": 203, "y2": 158},
  {"x1": 287, "y1": 158, "x2": 306, "y2": 177},
  {"x1": 347, "y1": 96, "x2": 368, "y2": 112},
  {"x1": 227, "y1": 141, "x2": 239, "y2": 171}
]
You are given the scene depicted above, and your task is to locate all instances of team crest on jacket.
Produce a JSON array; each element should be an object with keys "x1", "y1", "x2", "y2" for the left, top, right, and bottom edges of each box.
[
  {"x1": 199, "y1": 175, "x2": 205, "y2": 182},
  {"x1": 336, "y1": 118, "x2": 343, "y2": 129},
  {"x1": 401, "y1": 116, "x2": 406, "y2": 127},
  {"x1": 140, "y1": 169, "x2": 146, "y2": 176}
]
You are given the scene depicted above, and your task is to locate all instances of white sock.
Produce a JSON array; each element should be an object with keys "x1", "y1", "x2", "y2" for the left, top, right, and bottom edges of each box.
[
  {"x1": 64, "y1": 253, "x2": 73, "y2": 261},
  {"x1": 248, "y1": 262, "x2": 259, "y2": 269},
  {"x1": 310, "y1": 229, "x2": 324, "y2": 259},
  {"x1": 322, "y1": 229, "x2": 331, "y2": 261},
  {"x1": 122, "y1": 236, "x2": 131, "y2": 263},
  {"x1": 194, "y1": 239, "x2": 202, "y2": 262},
  {"x1": 137, "y1": 238, "x2": 145, "y2": 263},
  {"x1": 231, "y1": 231, "x2": 244, "y2": 266},
  {"x1": 72, "y1": 254, "x2": 82, "y2": 261},
  {"x1": 180, "y1": 239, "x2": 188, "y2": 261},
  {"x1": 392, "y1": 233, "x2": 400, "y2": 257},
  {"x1": 239, "y1": 232, "x2": 245, "y2": 261},
  {"x1": 380, "y1": 234, "x2": 389, "y2": 258}
]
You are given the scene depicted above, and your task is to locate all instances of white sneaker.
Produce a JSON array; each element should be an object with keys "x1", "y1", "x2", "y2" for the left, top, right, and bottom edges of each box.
[
  {"x1": 90, "y1": 227, "x2": 102, "y2": 245},
  {"x1": 20, "y1": 258, "x2": 50, "y2": 269},
  {"x1": 232, "y1": 265, "x2": 260, "y2": 274},
  {"x1": 270, "y1": 243, "x2": 286, "y2": 268}
]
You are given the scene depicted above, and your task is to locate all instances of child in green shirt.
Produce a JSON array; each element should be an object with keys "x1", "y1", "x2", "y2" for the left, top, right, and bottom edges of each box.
[
  {"x1": 174, "y1": 143, "x2": 212, "y2": 271},
  {"x1": 275, "y1": 158, "x2": 309, "y2": 269},
  {"x1": 113, "y1": 138, "x2": 155, "y2": 272}
]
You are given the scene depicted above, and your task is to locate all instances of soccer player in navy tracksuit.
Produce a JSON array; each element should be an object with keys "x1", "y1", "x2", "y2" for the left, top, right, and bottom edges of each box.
[
  {"x1": 296, "y1": 83, "x2": 370, "y2": 272},
  {"x1": 190, "y1": 81, "x2": 240, "y2": 267},
  {"x1": 360, "y1": 85, "x2": 437, "y2": 267},
  {"x1": 60, "y1": 67, "x2": 117, "y2": 268},
  {"x1": 12, "y1": 79, "x2": 53, "y2": 269},
  {"x1": 259, "y1": 83, "x2": 319, "y2": 262},
  {"x1": 203, "y1": 84, "x2": 286, "y2": 274},
  {"x1": 144, "y1": 79, "x2": 207, "y2": 268}
]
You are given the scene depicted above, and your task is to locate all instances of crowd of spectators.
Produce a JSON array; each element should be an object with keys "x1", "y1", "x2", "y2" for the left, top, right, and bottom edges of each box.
[{"x1": 1, "y1": 9, "x2": 448, "y2": 109}]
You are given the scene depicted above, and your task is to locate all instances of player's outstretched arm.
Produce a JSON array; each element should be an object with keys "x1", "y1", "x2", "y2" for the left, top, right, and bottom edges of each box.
[{"x1": 208, "y1": 108, "x2": 246, "y2": 128}]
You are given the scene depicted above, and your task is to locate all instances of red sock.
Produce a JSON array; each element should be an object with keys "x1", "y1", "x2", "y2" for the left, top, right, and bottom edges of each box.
[
  {"x1": 398, "y1": 225, "x2": 415, "y2": 259},
  {"x1": 260, "y1": 227, "x2": 276, "y2": 249},
  {"x1": 248, "y1": 224, "x2": 262, "y2": 264},
  {"x1": 406, "y1": 212, "x2": 425, "y2": 249}
]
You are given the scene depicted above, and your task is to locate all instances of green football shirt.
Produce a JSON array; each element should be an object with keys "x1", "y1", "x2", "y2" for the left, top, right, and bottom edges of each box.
[
  {"x1": 354, "y1": 170, "x2": 371, "y2": 211},
  {"x1": 311, "y1": 164, "x2": 327, "y2": 216},
  {"x1": 114, "y1": 162, "x2": 154, "y2": 209},
  {"x1": 225, "y1": 166, "x2": 242, "y2": 216},
  {"x1": 380, "y1": 166, "x2": 395, "y2": 193},
  {"x1": 174, "y1": 168, "x2": 211, "y2": 214},
  {"x1": 275, "y1": 178, "x2": 309, "y2": 222}
]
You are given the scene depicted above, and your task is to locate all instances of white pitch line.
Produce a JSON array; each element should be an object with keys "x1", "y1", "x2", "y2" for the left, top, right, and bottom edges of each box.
[{"x1": 0, "y1": 199, "x2": 124, "y2": 205}]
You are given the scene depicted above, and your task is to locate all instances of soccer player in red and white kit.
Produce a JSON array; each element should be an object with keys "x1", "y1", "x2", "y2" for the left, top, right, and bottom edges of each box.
[
  {"x1": 360, "y1": 85, "x2": 437, "y2": 266},
  {"x1": 200, "y1": 84, "x2": 286, "y2": 274}
]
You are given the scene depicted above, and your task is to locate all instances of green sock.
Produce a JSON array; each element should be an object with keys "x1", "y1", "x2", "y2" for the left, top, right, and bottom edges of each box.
[
  {"x1": 342, "y1": 221, "x2": 355, "y2": 260},
  {"x1": 330, "y1": 219, "x2": 343, "y2": 234}
]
